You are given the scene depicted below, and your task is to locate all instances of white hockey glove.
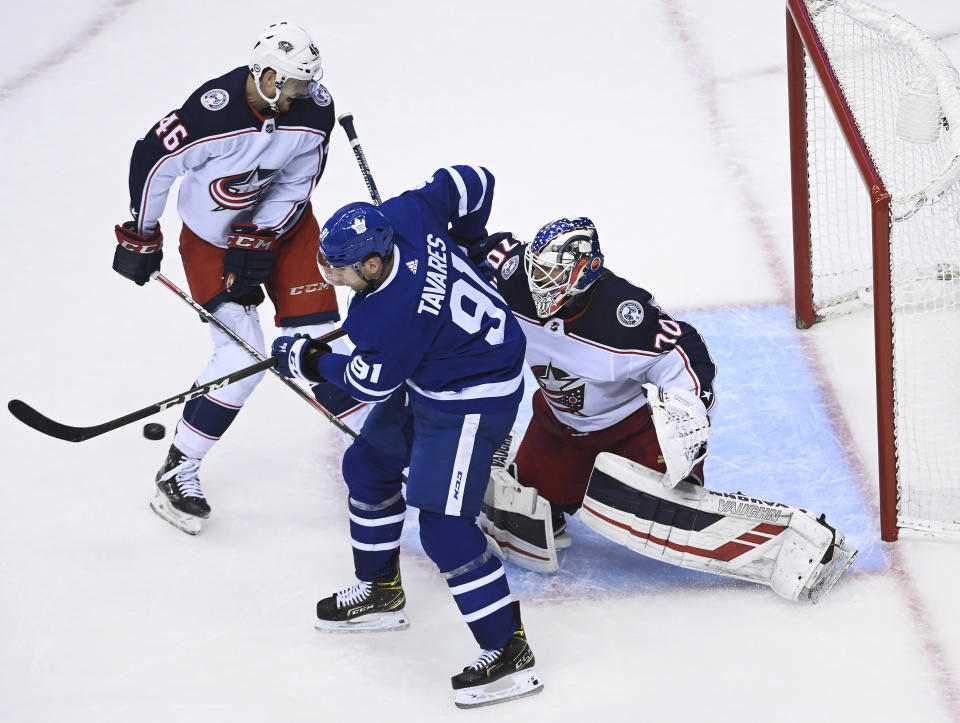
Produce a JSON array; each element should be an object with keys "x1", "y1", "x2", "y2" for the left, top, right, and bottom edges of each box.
[{"x1": 643, "y1": 383, "x2": 711, "y2": 487}]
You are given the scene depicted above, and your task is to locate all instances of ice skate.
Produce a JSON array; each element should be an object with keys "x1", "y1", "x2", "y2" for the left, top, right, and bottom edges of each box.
[
  {"x1": 315, "y1": 562, "x2": 409, "y2": 632},
  {"x1": 452, "y1": 610, "x2": 543, "y2": 709},
  {"x1": 799, "y1": 515, "x2": 859, "y2": 603},
  {"x1": 150, "y1": 445, "x2": 210, "y2": 536}
]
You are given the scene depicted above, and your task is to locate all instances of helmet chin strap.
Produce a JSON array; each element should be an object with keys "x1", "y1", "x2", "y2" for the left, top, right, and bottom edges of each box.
[{"x1": 253, "y1": 71, "x2": 283, "y2": 112}]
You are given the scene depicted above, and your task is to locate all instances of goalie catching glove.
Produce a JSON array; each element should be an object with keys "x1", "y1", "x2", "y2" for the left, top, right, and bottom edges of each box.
[
  {"x1": 272, "y1": 334, "x2": 332, "y2": 383},
  {"x1": 644, "y1": 383, "x2": 711, "y2": 487}
]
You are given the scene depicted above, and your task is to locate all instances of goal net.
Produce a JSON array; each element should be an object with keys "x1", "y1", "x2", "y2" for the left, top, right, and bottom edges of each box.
[{"x1": 787, "y1": 0, "x2": 960, "y2": 540}]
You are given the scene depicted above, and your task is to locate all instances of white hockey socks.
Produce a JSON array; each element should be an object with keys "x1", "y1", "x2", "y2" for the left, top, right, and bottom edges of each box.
[{"x1": 581, "y1": 453, "x2": 858, "y2": 602}]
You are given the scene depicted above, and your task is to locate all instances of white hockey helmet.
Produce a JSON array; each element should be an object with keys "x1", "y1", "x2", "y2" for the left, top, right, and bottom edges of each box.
[
  {"x1": 249, "y1": 21, "x2": 323, "y2": 110},
  {"x1": 524, "y1": 217, "x2": 605, "y2": 318}
]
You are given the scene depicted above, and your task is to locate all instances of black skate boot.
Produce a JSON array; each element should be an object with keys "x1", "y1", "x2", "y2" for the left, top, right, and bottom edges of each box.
[
  {"x1": 315, "y1": 560, "x2": 409, "y2": 632},
  {"x1": 452, "y1": 603, "x2": 543, "y2": 708},
  {"x1": 149, "y1": 445, "x2": 210, "y2": 535}
]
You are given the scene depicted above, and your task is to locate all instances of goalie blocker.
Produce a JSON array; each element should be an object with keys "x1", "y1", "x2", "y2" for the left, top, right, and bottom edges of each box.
[{"x1": 582, "y1": 453, "x2": 857, "y2": 602}]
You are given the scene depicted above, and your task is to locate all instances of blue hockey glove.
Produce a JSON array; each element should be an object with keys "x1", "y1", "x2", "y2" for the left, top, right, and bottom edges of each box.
[
  {"x1": 113, "y1": 222, "x2": 163, "y2": 286},
  {"x1": 448, "y1": 227, "x2": 488, "y2": 262},
  {"x1": 223, "y1": 225, "x2": 276, "y2": 297},
  {"x1": 272, "y1": 334, "x2": 332, "y2": 383},
  {"x1": 453, "y1": 231, "x2": 517, "y2": 281}
]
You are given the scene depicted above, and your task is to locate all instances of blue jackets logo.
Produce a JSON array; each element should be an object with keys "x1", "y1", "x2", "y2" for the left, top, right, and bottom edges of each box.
[
  {"x1": 200, "y1": 89, "x2": 229, "y2": 111},
  {"x1": 310, "y1": 82, "x2": 332, "y2": 107},
  {"x1": 209, "y1": 166, "x2": 280, "y2": 210},
  {"x1": 533, "y1": 362, "x2": 586, "y2": 414}
]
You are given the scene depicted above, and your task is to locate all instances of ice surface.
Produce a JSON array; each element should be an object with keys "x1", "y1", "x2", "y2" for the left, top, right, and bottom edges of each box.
[{"x1": 1, "y1": 1, "x2": 958, "y2": 721}]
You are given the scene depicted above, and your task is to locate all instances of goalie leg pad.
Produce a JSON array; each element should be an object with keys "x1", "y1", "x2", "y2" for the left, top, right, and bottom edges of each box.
[
  {"x1": 581, "y1": 453, "x2": 857, "y2": 601},
  {"x1": 479, "y1": 467, "x2": 559, "y2": 574}
]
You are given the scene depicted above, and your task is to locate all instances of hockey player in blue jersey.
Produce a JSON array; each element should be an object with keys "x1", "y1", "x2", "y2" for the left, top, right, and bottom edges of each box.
[
  {"x1": 271, "y1": 166, "x2": 542, "y2": 708},
  {"x1": 112, "y1": 22, "x2": 360, "y2": 535},
  {"x1": 476, "y1": 218, "x2": 857, "y2": 602}
]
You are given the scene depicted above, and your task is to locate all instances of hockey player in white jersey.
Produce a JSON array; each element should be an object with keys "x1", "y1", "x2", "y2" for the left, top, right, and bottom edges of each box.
[
  {"x1": 112, "y1": 22, "x2": 360, "y2": 534},
  {"x1": 476, "y1": 218, "x2": 857, "y2": 602},
  {"x1": 271, "y1": 166, "x2": 542, "y2": 708}
]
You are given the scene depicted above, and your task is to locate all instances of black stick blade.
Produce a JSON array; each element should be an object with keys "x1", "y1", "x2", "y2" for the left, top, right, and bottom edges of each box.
[{"x1": 8, "y1": 399, "x2": 104, "y2": 443}]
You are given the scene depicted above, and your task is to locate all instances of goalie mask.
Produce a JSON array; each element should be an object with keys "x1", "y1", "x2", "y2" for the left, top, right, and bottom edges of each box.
[
  {"x1": 524, "y1": 217, "x2": 605, "y2": 318},
  {"x1": 249, "y1": 21, "x2": 323, "y2": 111}
]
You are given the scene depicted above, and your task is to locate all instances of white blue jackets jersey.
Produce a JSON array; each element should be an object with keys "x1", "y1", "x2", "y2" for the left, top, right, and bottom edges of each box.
[
  {"x1": 127, "y1": 66, "x2": 334, "y2": 243},
  {"x1": 485, "y1": 236, "x2": 717, "y2": 433},
  {"x1": 317, "y1": 166, "x2": 526, "y2": 414}
]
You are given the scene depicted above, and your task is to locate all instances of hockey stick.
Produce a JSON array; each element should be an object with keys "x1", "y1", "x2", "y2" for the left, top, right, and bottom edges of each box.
[
  {"x1": 7, "y1": 328, "x2": 346, "y2": 443},
  {"x1": 338, "y1": 112, "x2": 382, "y2": 205},
  {"x1": 152, "y1": 272, "x2": 358, "y2": 440}
]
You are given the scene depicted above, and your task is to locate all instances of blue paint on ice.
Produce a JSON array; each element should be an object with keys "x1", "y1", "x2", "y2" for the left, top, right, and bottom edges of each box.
[{"x1": 403, "y1": 305, "x2": 884, "y2": 602}]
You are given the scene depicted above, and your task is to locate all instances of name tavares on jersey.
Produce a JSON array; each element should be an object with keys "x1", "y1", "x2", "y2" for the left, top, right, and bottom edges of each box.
[{"x1": 418, "y1": 234, "x2": 448, "y2": 316}]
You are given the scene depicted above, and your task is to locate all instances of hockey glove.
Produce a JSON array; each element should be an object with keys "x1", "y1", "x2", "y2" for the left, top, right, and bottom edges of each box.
[
  {"x1": 272, "y1": 334, "x2": 331, "y2": 383},
  {"x1": 462, "y1": 232, "x2": 517, "y2": 280},
  {"x1": 448, "y1": 227, "x2": 488, "y2": 263},
  {"x1": 113, "y1": 222, "x2": 163, "y2": 286},
  {"x1": 223, "y1": 225, "x2": 276, "y2": 297}
]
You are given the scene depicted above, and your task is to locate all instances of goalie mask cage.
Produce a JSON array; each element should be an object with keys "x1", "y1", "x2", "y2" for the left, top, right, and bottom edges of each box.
[{"x1": 787, "y1": 0, "x2": 960, "y2": 541}]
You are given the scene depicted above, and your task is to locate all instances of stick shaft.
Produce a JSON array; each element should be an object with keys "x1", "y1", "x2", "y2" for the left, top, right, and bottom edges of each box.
[
  {"x1": 7, "y1": 328, "x2": 346, "y2": 443},
  {"x1": 152, "y1": 272, "x2": 358, "y2": 440},
  {"x1": 338, "y1": 112, "x2": 382, "y2": 205},
  {"x1": 8, "y1": 356, "x2": 276, "y2": 443}
]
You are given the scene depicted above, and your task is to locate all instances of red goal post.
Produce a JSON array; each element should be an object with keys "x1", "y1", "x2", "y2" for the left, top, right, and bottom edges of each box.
[{"x1": 786, "y1": 0, "x2": 960, "y2": 541}]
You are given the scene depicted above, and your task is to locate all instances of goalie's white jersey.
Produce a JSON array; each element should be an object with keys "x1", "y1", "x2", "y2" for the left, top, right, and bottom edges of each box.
[{"x1": 485, "y1": 237, "x2": 717, "y2": 433}]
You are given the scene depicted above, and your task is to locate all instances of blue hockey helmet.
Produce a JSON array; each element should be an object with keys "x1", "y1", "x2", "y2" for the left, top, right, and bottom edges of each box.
[
  {"x1": 524, "y1": 217, "x2": 604, "y2": 318},
  {"x1": 317, "y1": 202, "x2": 394, "y2": 275}
]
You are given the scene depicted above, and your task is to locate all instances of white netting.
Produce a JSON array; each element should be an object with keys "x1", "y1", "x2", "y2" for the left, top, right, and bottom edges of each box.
[{"x1": 800, "y1": 0, "x2": 960, "y2": 536}]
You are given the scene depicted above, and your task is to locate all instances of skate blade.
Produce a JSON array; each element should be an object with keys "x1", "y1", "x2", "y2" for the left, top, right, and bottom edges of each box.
[
  {"x1": 454, "y1": 668, "x2": 544, "y2": 709},
  {"x1": 554, "y1": 530, "x2": 572, "y2": 550},
  {"x1": 149, "y1": 491, "x2": 203, "y2": 536},
  {"x1": 314, "y1": 610, "x2": 410, "y2": 633},
  {"x1": 802, "y1": 542, "x2": 859, "y2": 603}
]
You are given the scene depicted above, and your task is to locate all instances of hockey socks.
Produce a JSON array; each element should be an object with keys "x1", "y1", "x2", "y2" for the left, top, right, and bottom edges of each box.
[{"x1": 349, "y1": 492, "x2": 406, "y2": 580}]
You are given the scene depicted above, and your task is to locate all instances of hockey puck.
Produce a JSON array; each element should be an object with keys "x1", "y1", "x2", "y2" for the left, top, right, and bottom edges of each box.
[{"x1": 143, "y1": 422, "x2": 166, "y2": 441}]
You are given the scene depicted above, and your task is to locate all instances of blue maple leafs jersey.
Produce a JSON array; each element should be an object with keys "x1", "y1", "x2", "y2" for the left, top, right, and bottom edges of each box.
[
  {"x1": 316, "y1": 166, "x2": 526, "y2": 413},
  {"x1": 127, "y1": 66, "x2": 335, "y2": 243},
  {"x1": 482, "y1": 234, "x2": 717, "y2": 432}
]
